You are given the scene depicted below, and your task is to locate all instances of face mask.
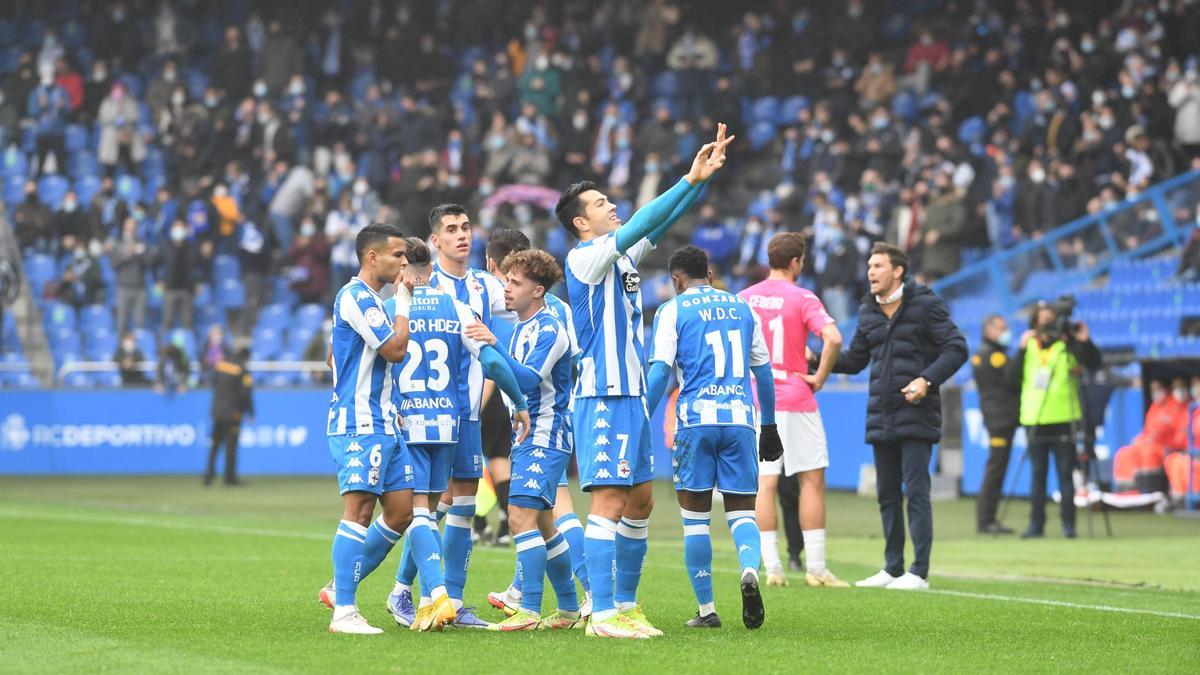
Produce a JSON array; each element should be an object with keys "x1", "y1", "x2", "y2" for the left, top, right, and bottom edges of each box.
[
  {"x1": 1192, "y1": 384, "x2": 1200, "y2": 400},
  {"x1": 171, "y1": 91, "x2": 185, "y2": 106},
  {"x1": 479, "y1": 182, "x2": 494, "y2": 196},
  {"x1": 63, "y1": 198, "x2": 77, "y2": 212},
  {"x1": 997, "y1": 330, "x2": 1013, "y2": 347},
  {"x1": 572, "y1": 112, "x2": 587, "y2": 131},
  {"x1": 872, "y1": 116, "x2": 888, "y2": 130},
  {"x1": 204, "y1": 95, "x2": 218, "y2": 108},
  {"x1": 535, "y1": 56, "x2": 549, "y2": 71},
  {"x1": 644, "y1": 161, "x2": 659, "y2": 173},
  {"x1": 170, "y1": 228, "x2": 187, "y2": 242},
  {"x1": 353, "y1": 180, "x2": 368, "y2": 196},
  {"x1": 1098, "y1": 114, "x2": 1115, "y2": 130},
  {"x1": 122, "y1": 339, "x2": 135, "y2": 351},
  {"x1": 253, "y1": 82, "x2": 268, "y2": 98},
  {"x1": 74, "y1": 248, "x2": 87, "y2": 260},
  {"x1": 163, "y1": 69, "x2": 177, "y2": 83},
  {"x1": 288, "y1": 81, "x2": 305, "y2": 97},
  {"x1": 88, "y1": 240, "x2": 103, "y2": 258},
  {"x1": 487, "y1": 135, "x2": 505, "y2": 151},
  {"x1": 1151, "y1": 389, "x2": 1167, "y2": 403},
  {"x1": 1030, "y1": 168, "x2": 1046, "y2": 183},
  {"x1": 616, "y1": 137, "x2": 630, "y2": 150},
  {"x1": 299, "y1": 222, "x2": 316, "y2": 237},
  {"x1": 1173, "y1": 387, "x2": 1189, "y2": 401},
  {"x1": 820, "y1": 129, "x2": 835, "y2": 143},
  {"x1": 1121, "y1": 85, "x2": 1135, "y2": 99},
  {"x1": 1081, "y1": 40, "x2": 1096, "y2": 54}
]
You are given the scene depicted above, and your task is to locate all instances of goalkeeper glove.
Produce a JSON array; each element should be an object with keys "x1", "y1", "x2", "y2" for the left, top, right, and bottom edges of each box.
[{"x1": 759, "y1": 424, "x2": 783, "y2": 462}]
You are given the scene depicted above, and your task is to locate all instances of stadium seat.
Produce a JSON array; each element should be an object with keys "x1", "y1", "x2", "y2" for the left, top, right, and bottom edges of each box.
[
  {"x1": 65, "y1": 124, "x2": 89, "y2": 153},
  {"x1": 80, "y1": 304, "x2": 114, "y2": 331},
  {"x1": 166, "y1": 329, "x2": 197, "y2": 359},
  {"x1": 62, "y1": 371, "x2": 93, "y2": 388},
  {"x1": 68, "y1": 151, "x2": 100, "y2": 181},
  {"x1": 287, "y1": 327, "x2": 317, "y2": 353},
  {"x1": 747, "y1": 121, "x2": 777, "y2": 151},
  {"x1": 294, "y1": 304, "x2": 326, "y2": 330},
  {"x1": 213, "y1": 255, "x2": 241, "y2": 282},
  {"x1": 85, "y1": 330, "x2": 118, "y2": 361},
  {"x1": 23, "y1": 254, "x2": 56, "y2": 295},
  {"x1": 116, "y1": 174, "x2": 143, "y2": 204},
  {"x1": 2, "y1": 146, "x2": 28, "y2": 179},
  {"x1": 749, "y1": 97, "x2": 780, "y2": 125},
  {"x1": 256, "y1": 304, "x2": 290, "y2": 331},
  {"x1": 777, "y1": 95, "x2": 809, "y2": 126},
  {"x1": 42, "y1": 302, "x2": 78, "y2": 329},
  {"x1": 133, "y1": 328, "x2": 157, "y2": 357},
  {"x1": 4, "y1": 174, "x2": 25, "y2": 204},
  {"x1": 91, "y1": 371, "x2": 123, "y2": 387},
  {"x1": 651, "y1": 71, "x2": 680, "y2": 98},
  {"x1": 216, "y1": 278, "x2": 245, "y2": 310}
]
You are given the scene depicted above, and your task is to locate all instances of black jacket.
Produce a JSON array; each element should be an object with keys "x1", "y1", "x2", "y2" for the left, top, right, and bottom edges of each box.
[
  {"x1": 972, "y1": 337, "x2": 1019, "y2": 433},
  {"x1": 833, "y1": 283, "x2": 969, "y2": 444},
  {"x1": 211, "y1": 360, "x2": 255, "y2": 423}
]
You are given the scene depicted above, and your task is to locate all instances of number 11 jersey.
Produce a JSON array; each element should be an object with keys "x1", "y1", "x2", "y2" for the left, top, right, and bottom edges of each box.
[{"x1": 738, "y1": 279, "x2": 835, "y2": 413}]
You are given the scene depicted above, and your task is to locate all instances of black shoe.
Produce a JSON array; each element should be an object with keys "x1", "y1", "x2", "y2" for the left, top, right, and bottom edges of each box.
[
  {"x1": 223, "y1": 478, "x2": 246, "y2": 487},
  {"x1": 686, "y1": 611, "x2": 722, "y2": 628},
  {"x1": 1020, "y1": 527, "x2": 1044, "y2": 539},
  {"x1": 977, "y1": 522, "x2": 1015, "y2": 535},
  {"x1": 788, "y1": 555, "x2": 803, "y2": 572},
  {"x1": 202, "y1": 474, "x2": 214, "y2": 487},
  {"x1": 740, "y1": 572, "x2": 764, "y2": 630},
  {"x1": 1062, "y1": 523, "x2": 1077, "y2": 539}
]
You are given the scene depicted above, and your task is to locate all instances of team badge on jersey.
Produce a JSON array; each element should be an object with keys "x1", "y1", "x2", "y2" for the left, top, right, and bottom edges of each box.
[
  {"x1": 364, "y1": 307, "x2": 386, "y2": 327},
  {"x1": 617, "y1": 459, "x2": 631, "y2": 479},
  {"x1": 368, "y1": 467, "x2": 380, "y2": 487}
]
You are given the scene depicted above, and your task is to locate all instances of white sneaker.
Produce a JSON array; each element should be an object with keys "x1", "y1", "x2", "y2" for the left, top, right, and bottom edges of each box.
[
  {"x1": 329, "y1": 607, "x2": 384, "y2": 634},
  {"x1": 855, "y1": 570, "x2": 898, "y2": 588},
  {"x1": 886, "y1": 573, "x2": 930, "y2": 591}
]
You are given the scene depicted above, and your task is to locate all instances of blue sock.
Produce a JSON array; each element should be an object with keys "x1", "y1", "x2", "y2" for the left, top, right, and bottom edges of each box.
[
  {"x1": 510, "y1": 564, "x2": 520, "y2": 593},
  {"x1": 332, "y1": 519, "x2": 368, "y2": 607},
  {"x1": 614, "y1": 517, "x2": 648, "y2": 608},
  {"x1": 584, "y1": 515, "x2": 617, "y2": 617},
  {"x1": 681, "y1": 509, "x2": 714, "y2": 610},
  {"x1": 555, "y1": 512, "x2": 591, "y2": 593},
  {"x1": 442, "y1": 496, "x2": 475, "y2": 601},
  {"x1": 726, "y1": 509, "x2": 762, "y2": 575},
  {"x1": 360, "y1": 515, "x2": 402, "y2": 579},
  {"x1": 514, "y1": 530, "x2": 547, "y2": 614},
  {"x1": 395, "y1": 502, "x2": 445, "y2": 587},
  {"x1": 407, "y1": 508, "x2": 447, "y2": 597},
  {"x1": 545, "y1": 532, "x2": 580, "y2": 612}
]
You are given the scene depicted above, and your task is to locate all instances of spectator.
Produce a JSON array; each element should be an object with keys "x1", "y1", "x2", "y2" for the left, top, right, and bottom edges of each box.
[
  {"x1": 267, "y1": 163, "x2": 314, "y2": 252},
  {"x1": 325, "y1": 190, "x2": 368, "y2": 285},
  {"x1": 145, "y1": 59, "x2": 179, "y2": 123},
  {"x1": 212, "y1": 26, "x2": 252, "y2": 101},
  {"x1": 26, "y1": 63, "x2": 70, "y2": 173},
  {"x1": 112, "y1": 217, "x2": 152, "y2": 334},
  {"x1": 53, "y1": 241, "x2": 104, "y2": 309},
  {"x1": 1113, "y1": 378, "x2": 1191, "y2": 493},
  {"x1": 156, "y1": 333, "x2": 190, "y2": 395},
  {"x1": 200, "y1": 324, "x2": 228, "y2": 380},
  {"x1": 507, "y1": 132, "x2": 552, "y2": 186},
  {"x1": 11, "y1": 181, "x2": 55, "y2": 253},
  {"x1": 260, "y1": 20, "x2": 304, "y2": 95},
  {"x1": 97, "y1": 81, "x2": 147, "y2": 176},
  {"x1": 287, "y1": 217, "x2": 331, "y2": 304},
  {"x1": 160, "y1": 220, "x2": 198, "y2": 331},
  {"x1": 634, "y1": 0, "x2": 679, "y2": 64},
  {"x1": 1170, "y1": 68, "x2": 1200, "y2": 160},
  {"x1": 114, "y1": 330, "x2": 147, "y2": 386},
  {"x1": 236, "y1": 219, "x2": 273, "y2": 339},
  {"x1": 1013, "y1": 160, "x2": 1057, "y2": 239},
  {"x1": 919, "y1": 172, "x2": 966, "y2": 281},
  {"x1": 817, "y1": 222, "x2": 860, "y2": 325},
  {"x1": 638, "y1": 103, "x2": 679, "y2": 167},
  {"x1": 51, "y1": 191, "x2": 93, "y2": 247},
  {"x1": 1177, "y1": 226, "x2": 1200, "y2": 282},
  {"x1": 690, "y1": 204, "x2": 738, "y2": 273},
  {"x1": 855, "y1": 52, "x2": 897, "y2": 108},
  {"x1": 518, "y1": 51, "x2": 561, "y2": 116},
  {"x1": 0, "y1": 85, "x2": 18, "y2": 141},
  {"x1": 53, "y1": 57, "x2": 83, "y2": 116}
]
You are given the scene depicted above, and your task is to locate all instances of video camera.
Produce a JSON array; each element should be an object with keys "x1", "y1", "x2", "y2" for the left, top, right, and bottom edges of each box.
[{"x1": 1040, "y1": 294, "x2": 1078, "y2": 341}]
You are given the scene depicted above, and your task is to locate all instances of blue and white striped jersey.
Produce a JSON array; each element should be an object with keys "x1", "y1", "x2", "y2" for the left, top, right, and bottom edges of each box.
[
  {"x1": 327, "y1": 277, "x2": 398, "y2": 436},
  {"x1": 565, "y1": 232, "x2": 655, "y2": 398},
  {"x1": 385, "y1": 286, "x2": 484, "y2": 445},
  {"x1": 491, "y1": 291, "x2": 579, "y2": 360},
  {"x1": 650, "y1": 286, "x2": 770, "y2": 429},
  {"x1": 429, "y1": 262, "x2": 514, "y2": 420},
  {"x1": 508, "y1": 307, "x2": 573, "y2": 452}
]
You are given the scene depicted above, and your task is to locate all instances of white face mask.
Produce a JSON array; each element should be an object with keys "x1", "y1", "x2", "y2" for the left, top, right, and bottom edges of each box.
[
  {"x1": 1192, "y1": 384, "x2": 1200, "y2": 400},
  {"x1": 299, "y1": 222, "x2": 316, "y2": 237},
  {"x1": 1173, "y1": 387, "x2": 1189, "y2": 401},
  {"x1": 1151, "y1": 389, "x2": 1167, "y2": 403}
]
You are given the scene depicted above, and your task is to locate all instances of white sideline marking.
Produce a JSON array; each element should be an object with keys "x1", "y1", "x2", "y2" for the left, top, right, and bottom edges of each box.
[{"x1": 2, "y1": 506, "x2": 1197, "y2": 621}]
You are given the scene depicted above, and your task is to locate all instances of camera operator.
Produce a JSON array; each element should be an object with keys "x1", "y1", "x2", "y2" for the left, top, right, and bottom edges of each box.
[
  {"x1": 972, "y1": 314, "x2": 1018, "y2": 534},
  {"x1": 1015, "y1": 299, "x2": 1101, "y2": 539}
]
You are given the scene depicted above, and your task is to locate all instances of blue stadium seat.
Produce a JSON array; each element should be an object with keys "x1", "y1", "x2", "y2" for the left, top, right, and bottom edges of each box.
[
  {"x1": 4, "y1": 174, "x2": 25, "y2": 204},
  {"x1": 2, "y1": 146, "x2": 28, "y2": 179},
  {"x1": 80, "y1": 304, "x2": 114, "y2": 331},
  {"x1": 294, "y1": 304, "x2": 326, "y2": 330},
  {"x1": 116, "y1": 175, "x2": 143, "y2": 204},
  {"x1": 62, "y1": 371, "x2": 93, "y2": 388},
  {"x1": 68, "y1": 152, "x2": 100, "y2": 181},
  {"x1": 92, "y1": 371, "x2": 123, "y2": 387},
  {"x1": 195, "y1": 303, "x2": 222, "y2": 331},
  {"x1": 253, "y1": 327, "x2": 283, "y2": 349},
  {"x1": 746, "y1": 121, "x2": 777, "y2": 151},
  {"x1": 133, "y1": 328, "x2": 157, "y2": 357},
  {"x1": 213, "y1": 255, "x2": 241, "y2": 282},
  {"x1": 216, "y1": 279, "x2": 245, "y2": 310},
  {"x1": 776, "y1": 96, "x2": 809, "y2": 126},
  {"x1": 166, "y1": 329, "x2": 197, "y2": 359},
  {"x1": 42, "y1": 302, "x2": 78, "y2": 329},
  {"x1": 24, "y1": 254, "x2": 56, "y2": 295},
  {"x1": 750, "y1": 97, "x2": 780, "y2": 125},
  {"x1": 287, "y1": 327, "x2": 317, "y2": 353},
  {"x1": 256, "y1": 304, "x2": 290, "y2": 331},
  {"x1": 85, "y1": 330, "x2": 118, "y2": 361},
  {"x1": 65, "y1": 124, "x2": 89, "y2": 153},
  {"x1": 250, "y1": 341, "x2": 280, "y2": 361},
  {"x1": 263, "y1": 372, "x2": 298, "y2": 387}
]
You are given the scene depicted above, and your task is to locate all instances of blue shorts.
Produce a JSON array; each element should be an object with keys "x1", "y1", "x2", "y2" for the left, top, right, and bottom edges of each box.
[
  {"x1": 574, "y1": 396, "x2": 654, "y2": 491},
  {"x1": 672, "y1": 425, "x2": 758, "y2": 495},
  {"x1": 409, "y1": 442, "x2": 452, "y2": 495},
  {"x1": 329, "y1": 434, "x2": 414, "y2": 496},
  {"x1": 509, "y1": 444, "x2": 572, "y2": 510},
  {"x1": 557, "y1": 455, "x2": 571, "y2": 489},
  {"x1": 450, "y1": 420, "x2": 484, "y2": 480}
]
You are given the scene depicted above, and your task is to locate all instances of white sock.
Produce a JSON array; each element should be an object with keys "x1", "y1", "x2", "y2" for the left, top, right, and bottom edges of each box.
[
  {"x1": 698, "y1": 602, "x2": 716, "y2": 617},
  {"x1": 418, "y1": 596, "x2": 432, "y2": 608},
  {"x1": 760, "y1": 530, "x2": 781, "y2": 569},
  {"x1": 802, "y1": 528, "x2": 826, "y2": 573},
  {"x1": 451, "y1": 598, "x2": 464, "y2": 610},
  {"x1": 560, "y1": 608, "x2": 581, "y2": 619},
  {"x1": 743, "y1": 566, "x2": 759, "y2": 581},
  {"x1": 616, "y1": 601, "x2": 636, "y2": 612},
  {"x1": 331, "y1": 605, "x2": 358, "y2": 621},
  {"x1": 392, "y1": 582, "x2": 411, "y2": 595}
]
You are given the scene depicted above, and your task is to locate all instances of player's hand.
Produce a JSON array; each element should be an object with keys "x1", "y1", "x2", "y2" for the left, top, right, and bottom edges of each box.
[
  {"x1": 902, "y1": 377, "x2": 928, "y2": 404},
  {"x1": 686, "y1": 123, "x2": 735, "y2": 183},
  {"x1": 512, "y1": 409, "x2": 531, "y2": 444},
  {"x1": 759, "y1": 423, "x2": 784, "y2": 462},
  {"x1": 800, "y1": 373, "x2": 825, "y2": 393},
  {"x1": 464, "y1": 321, "x2": 496, "y2": 346}
]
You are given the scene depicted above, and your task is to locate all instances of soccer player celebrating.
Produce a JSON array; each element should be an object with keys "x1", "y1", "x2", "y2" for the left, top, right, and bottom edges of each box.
[
  {"x1": 465, "y1": 250, "x2": 582, "y2": 631},
  {"x1": 384, "y1": 238, "x2": 530, "y2": 630},
  {"x1": 324, "y1": 224, "x2": 415, "y2": 635},
  {"x1": 481, "y1": 229, "x2": 593, "y2": 618},
  {"x1": 739, "y1": 232, "x2": 848, "y2": 588},
  {"x1": 556, "y1": 123, "x2": 734, "y2": 638},
  {"x1": 646, "y1": 245, "x2": 783, "y2": 630}
]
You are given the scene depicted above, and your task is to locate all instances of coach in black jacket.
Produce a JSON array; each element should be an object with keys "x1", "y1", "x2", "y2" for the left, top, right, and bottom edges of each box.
[{"x1": 830, "y1": 243, "x2": 968, "y2": 590}]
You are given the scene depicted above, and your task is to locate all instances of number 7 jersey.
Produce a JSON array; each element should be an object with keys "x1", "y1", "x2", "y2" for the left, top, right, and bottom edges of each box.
[
  {"x1": 385, "y1": 286, "x2": 485, "y2": 444},
  {"x1": 650, "y1": 285, "x2": 769, "y2": 428}
]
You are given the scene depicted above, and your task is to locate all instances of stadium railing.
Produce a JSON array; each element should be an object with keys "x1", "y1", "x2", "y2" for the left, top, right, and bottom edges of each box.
[
  {"x1": 55, "y1": 360, "x2": 329, "y2": 386},
  {"x1": 932, "y1": 169, "x2": 1200, "y2": 314}
]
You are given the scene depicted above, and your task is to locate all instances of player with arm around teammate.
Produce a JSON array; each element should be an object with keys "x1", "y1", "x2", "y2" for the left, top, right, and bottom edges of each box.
[{"x1": 645, "y1": 245, "x2": 784, "y2": 630}]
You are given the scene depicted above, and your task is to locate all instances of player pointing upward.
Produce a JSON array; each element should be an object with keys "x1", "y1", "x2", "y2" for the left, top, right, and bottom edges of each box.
[{"x1": 556, "y1": 123, "x2": 734, "y2": 638}]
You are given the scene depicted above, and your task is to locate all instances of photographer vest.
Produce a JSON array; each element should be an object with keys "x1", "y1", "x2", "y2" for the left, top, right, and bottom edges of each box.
[{"x1": 1019, "y1": 339, "x2": 1082, "y2": 426}]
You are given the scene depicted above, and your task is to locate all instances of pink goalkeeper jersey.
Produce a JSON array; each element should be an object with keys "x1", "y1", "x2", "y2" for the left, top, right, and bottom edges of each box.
[{"x1": 739, "y1": 279, "x2": 836, "y2": 413}]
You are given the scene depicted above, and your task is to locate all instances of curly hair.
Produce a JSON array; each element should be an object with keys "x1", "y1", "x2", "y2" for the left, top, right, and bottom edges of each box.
[{"x1": 500, "y1": 249, "x2": 562, "y2": 290}]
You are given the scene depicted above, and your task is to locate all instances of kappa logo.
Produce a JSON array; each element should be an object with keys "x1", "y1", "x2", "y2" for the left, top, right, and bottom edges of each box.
[
  {"x1": 368, "y1": 467, "x2": 380, "y2": 486},
  {"x1": 595, "y1": 419, "x2": 610, "y2": 429},
  {"x1": 356, "y1": 290, "x2": 371, "y2": 301},
  {"x1": 694, "y1": 569, "x2": 711, "y2": 579},
  {"x1": 523, "y1": 478, "x2": 540, "y2": 490},
  {"x1": 427, "y1": 552, "x2": 441, "y2": 562},
  {"x1": 595, "y1": 469, "x2": 613, "y2": 480},
  {"x1": 542, "y1": 323, "x2": 557, "y2": 333},
  {"x1": 738, "y1": 544, "x2": 751, "y2": 554},
  {"x1": 348, "y1": 474, "x2": 364, "y2": 484},
  {"x1": 596, "y1": 402, "x2": 608, "y2": 412},
  {"x1": 595, "y1": 451, "x2": 612, "y2": 463},
  {"x1": 530, "y1": 449, "x2": 547, "y2": 459},
  {"x1": 528, "y1": 463, "x2": 544, "y2": 474},
  {"x1": 347, "y1": 441, "x2": 364, "y2": 453},
  {"x1": 346, "y1": 457, "x2": 364, "y2": 468},
  {"x1": 595, "y1": 436, "x2": 610, "y2": 447}
]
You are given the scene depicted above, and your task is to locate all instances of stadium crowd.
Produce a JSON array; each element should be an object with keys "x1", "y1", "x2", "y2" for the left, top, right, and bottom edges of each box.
[{"x1": 3, "y1": 0, "x2": 1200, "y2": 367}]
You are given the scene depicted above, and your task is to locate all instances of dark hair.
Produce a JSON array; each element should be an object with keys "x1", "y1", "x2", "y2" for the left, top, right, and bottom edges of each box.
[
  {"x1": 404, "y1": 236, "x2": 431, "y2": 267},
  {"x1": 869, "y1": 241, "x2": 909, "y2": 280},
  {"x1": 486, "y1": 228, "x2": 531, "y2": 265},
  {"x1": 556, "y1": 181, "x2": 599, "y2": 239},
  {"x1": 355, "y1": 223, "x2": 403, "y2": 262},
  {"x1": 234, "y1": 346, "x2": 251, "y2": 365},
  {"x1": 428, "y1": 203, "x2": 468, "y2": 232},
  {"x1": 983, "y1": 313, "x2": 1005, "y2": 328},
  {"x1": 767, "y1": 232, "x2": 807, "y2": 270},
  {"x1": 501, "y1": 249, "x2": 563, "y2": 290},
  {"x1": 668, "y1": 245, "x2": 710, "y2": 281}
]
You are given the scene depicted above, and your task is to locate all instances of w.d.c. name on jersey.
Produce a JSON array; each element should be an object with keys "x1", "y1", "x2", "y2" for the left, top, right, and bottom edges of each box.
[
  {"x1": 650, "y1": 286, "x2": 770, "y2": 428},
  {"x1": 328, "y1": 277, "x2": 397, "y2": 436},
  {"x1": 384, "y1": 286, "x2": 483, "y2": 445}
]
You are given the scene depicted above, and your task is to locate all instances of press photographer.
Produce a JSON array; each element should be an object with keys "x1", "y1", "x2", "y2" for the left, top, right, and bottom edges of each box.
[{"x1": 1015, "y1": 297, "x2": 1101, "y2": 539}]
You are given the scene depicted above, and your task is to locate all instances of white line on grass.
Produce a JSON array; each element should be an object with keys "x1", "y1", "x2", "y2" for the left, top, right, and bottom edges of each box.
[{"x1": 3, "y1": 506, "x2": 1198, "y2": 621}]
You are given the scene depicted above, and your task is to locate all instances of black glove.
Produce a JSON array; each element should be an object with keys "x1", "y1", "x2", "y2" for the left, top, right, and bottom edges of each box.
[{"x1": 759, "y1": 423, "x2": 784, "y2": 462}]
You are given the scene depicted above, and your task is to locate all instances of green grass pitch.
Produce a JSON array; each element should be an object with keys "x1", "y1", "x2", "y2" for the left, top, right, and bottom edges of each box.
[{"x1": 1, "y1": 476, "x2": 1197, "y2": 673}]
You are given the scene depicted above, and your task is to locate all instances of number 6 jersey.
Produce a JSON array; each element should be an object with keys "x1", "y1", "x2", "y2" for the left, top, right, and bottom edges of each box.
[
  {"x1": 385, "y1": 286, "x2": 486, "y2": 445},
  {"x1": 650, "y1": 285, "x2": 769, "y2": 428}
]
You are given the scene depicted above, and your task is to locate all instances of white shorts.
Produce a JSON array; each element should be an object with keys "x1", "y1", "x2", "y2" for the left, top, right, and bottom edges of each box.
[{"x1": 759, "y1": 410, "x2": 828, "y2": 477}]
